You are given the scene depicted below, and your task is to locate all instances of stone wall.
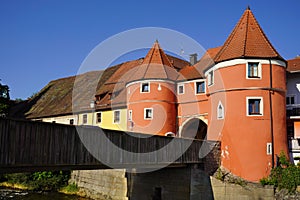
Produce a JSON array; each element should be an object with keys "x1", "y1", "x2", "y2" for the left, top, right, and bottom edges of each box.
[
  {"x1": 210, "y1": 177, "x2": 275, "y2": 200},
  {"x1": 69, "y1": 169, "x2": 128, "y2": 200}
]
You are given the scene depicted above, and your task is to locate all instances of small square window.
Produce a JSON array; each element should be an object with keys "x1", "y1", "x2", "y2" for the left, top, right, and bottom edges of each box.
[
  {"x1": 178, "y1": 84, "x2": 184, "y2": 94},
  {"x1": 70, "y1": 119, "x2": 74, "y2": 125},
  {"x1": 247, "y1": 97, "x2": 263, "y2": 116},
  {"x1": 96, "y1": 112, "x2": 102, "y2": 123},
  {"x1": 113, "y1": 110, "x2": 120, "y2": 124},
  {"x1": 83, "y1": 114, "x2": 87, "y2": 124},
  {"x1": 141, "y1": 82, "x2": 150, "y2": 93},
  {"x1": 286, "y1": 95, "x2": 295, "y2": 105},
  {"x1": 247, "y1": 62, "x2": 261, "y2": 78},
  {"x1": 208, "y1": 71, "x2": 214, "y2": 86},
  {"x1": 195, "y1": 81, "x2": 205, "y2": 94},
  {"x1": 144, "y1": 108, "x2": 153, "y2": 120}
]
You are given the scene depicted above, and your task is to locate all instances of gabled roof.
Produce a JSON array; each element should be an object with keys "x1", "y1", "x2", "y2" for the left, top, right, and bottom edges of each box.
[
  {"x1": 214, "y1": 7, "x2": 284, "y2": 63},
  {"x1": 178, "y1": 46, "x2": 222, "y2": 81},
  {"x1": 287, "y1": 56, "x2": 300, "y2": 73},
  {"x1": 129, "y1": 41, "x2": 179, "y2": 82}
]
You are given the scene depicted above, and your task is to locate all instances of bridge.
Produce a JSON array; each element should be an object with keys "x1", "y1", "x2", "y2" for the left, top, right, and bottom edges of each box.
[{"x1": 0, "y1": 118, "x2": 219, "y2": 174}]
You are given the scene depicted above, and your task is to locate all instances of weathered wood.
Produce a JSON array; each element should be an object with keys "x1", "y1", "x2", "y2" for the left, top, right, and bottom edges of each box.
[{"x1": 0, "y1": 118, "x2": 217, "y2": 174}]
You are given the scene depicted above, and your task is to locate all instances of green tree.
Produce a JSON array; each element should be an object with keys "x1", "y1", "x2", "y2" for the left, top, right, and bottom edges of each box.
[{"x1": 0, "y1": 80, "x2": 10, "y2": 117}]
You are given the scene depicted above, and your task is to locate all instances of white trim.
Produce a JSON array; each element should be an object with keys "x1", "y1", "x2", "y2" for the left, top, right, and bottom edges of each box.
[
  {"x1": 113, "y1": 110, "x2": 121, "y2": 124},
  {"x1": 217, "y1": 101, "x2": 224, "y2": 120},
  {"x1": 140, "y1": 82, "x2": 150, "y2": 93},
  {"x1": 194, "y1": 80, "x2": 206, "y2": 95},
  {"x1": 177, "y1": 83, "x2": 185, "y2": 95},
  {"x1": 126, "y1": 79, "x2": 175, "y2": 88},
  {"x1": 246, "y1": 61, "x2": 262, "y2": 80},
  {"x1": 144, "y1": 108, "x2": 153, "y2": 120},
  {"x1": 204, "y1": 59, "x2": 286, "y2": 76},
  {"x1": 179, "y1": 78, "x2": 206, "y2": 84},
  {"x1": 246, "y1": 97, "x2": 264, "y2": 116}
]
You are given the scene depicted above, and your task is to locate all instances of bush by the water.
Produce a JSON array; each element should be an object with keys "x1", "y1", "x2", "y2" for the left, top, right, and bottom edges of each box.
[
  {"x1": 260, "y1": 152, "x2": 300, "y2": 193},
  {"x1": 2, "y1": 171, "x2": 70, "y2": 191}
]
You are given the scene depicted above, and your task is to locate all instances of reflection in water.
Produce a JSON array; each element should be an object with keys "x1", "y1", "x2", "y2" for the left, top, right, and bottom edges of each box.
[{"x1": 0, "y1": 188, "x2": 86, "y2": 200}]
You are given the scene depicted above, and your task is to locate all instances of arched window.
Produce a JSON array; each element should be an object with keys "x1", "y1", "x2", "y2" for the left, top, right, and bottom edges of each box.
[{"x1": 217, "y1": 101, "x2": 224, "y2": 120}]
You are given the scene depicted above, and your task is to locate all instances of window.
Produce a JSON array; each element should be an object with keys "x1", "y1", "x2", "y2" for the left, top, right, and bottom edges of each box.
[
  {"x1": 286, "y1": 95, "x2": 295, "y2": 105},
  {"x1": 113, "y1": 110, "x2": 120, "y2": 124},
  {"x1": 267, "y1": 143, "x2": 272, "y2": 155},
  {"x1": 247, "y1": 62, "x2": 261, "y2": 78},
  {"x1": 141, "y1": 82, "x2": 150, "y2": 93},
  {"x1": 178, "y1": 84, "x2": 184, "y2": 94},
  {"x1": 83, "y1": 114, "x2": 87, "y2": 124},
  {"x1": 128, "y1": 110, "x2": 132, "y2": 121},
  {"x1": 195, "y1": 81, "x2": 205, "y2": 94},
  {"x1": 69, "y1": 119, "x2": 74, "y2": 125},
  {"x1": 217, "y1": 102, "x2": 224, "y2": 119},
  {"x1": 208, "y1": 71, "x2": 214, "y2": 86},
  {"x1": 144, "y1": 108, "x2": 153, "y2": 120},
  {"x1": 247, "y1": 97, "x2": 263, "y2": 116},
  {"x1": 96, "y1": 112, "x2": 102, "y2": 123}
]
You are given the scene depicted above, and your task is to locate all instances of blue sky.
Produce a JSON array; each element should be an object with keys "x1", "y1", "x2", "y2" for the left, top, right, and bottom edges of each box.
[{"x1": 0, "y1": 0, "x2": 299, "y2": 99}]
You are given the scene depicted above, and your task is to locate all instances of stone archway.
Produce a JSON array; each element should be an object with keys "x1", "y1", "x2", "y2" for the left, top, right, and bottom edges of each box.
[{"x1": 180, "y1": 118, "x2": 207, "y2": 140}]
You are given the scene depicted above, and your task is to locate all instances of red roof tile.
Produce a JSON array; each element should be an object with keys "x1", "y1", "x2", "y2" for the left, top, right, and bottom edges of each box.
[
  {"x1": 129, "y1": 41, "x2": 179, "y2": 81},
  {"x1": 178, "y1": 46, "x2": 222, "y2": 81},
  {"x1": 214, "y1": 7, "x2": 284, "y2": 63},
  {"x1": 287, "y1": 57, "x2": 300, "y2": 72}
]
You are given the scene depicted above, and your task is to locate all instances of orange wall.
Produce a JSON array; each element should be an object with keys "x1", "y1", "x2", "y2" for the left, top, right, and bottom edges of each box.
[{"x1": 208, "y1": 62, "x2": 288, "y2": 182}]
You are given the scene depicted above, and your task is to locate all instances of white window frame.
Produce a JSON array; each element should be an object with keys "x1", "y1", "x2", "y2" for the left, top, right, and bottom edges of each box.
[
  {"x1": 177, "y1": 84, "x2": 185, "y2": 95},
  {"x1": 96, "y1": 112, "x2": 102, "y2": 124},
  {"x1": 113, "y1": 110, "x2": 121, "y2": 124},
  {"x1": 144, "y1": 108, "x2": 153, "y2": 120},
  {"x1": 140, "y1": 82, "x2": 150, "y2": 93},
  {"x1": 217, "y1": 101, "x2": 224, "y2": 120},
  {"x1": 267, "y1": 143, "x2": 272, "y2": 155},
  {"x1": 195, "y1": 81, "x2": 206, "y2": 94},
  {"x1": 128, "y1": 110, "x2": 132, "y2": 121},
  {"x1": 246, "y1": 97, "x2": 263, "y2": 116},
  {"x1": 82, "y1": 114, "x2": 87, "y2": 124},
  {"x1": 246, "y1": 62, "x2": 262, "y2": 79},
  {"x1": 207, "y1": 70, "x2": 214, "y2": 86}
]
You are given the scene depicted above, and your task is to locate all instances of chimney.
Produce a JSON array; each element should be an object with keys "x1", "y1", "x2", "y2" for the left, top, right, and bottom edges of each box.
[{"x1": 189, "y1": 53, "x2": 198, "y2": 65}]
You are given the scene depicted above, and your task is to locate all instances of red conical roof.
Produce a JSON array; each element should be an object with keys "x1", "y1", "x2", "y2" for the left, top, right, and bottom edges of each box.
[
  {"x1": 130, "y1": 40, "x2": 178, "y2": 81},
  {"x1": 214, "y1": 7, "x2": 284, "y2": 63}
]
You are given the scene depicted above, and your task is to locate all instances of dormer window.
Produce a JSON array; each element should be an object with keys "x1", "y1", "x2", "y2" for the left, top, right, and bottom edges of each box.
[
  {"x1": 141, "y1": 82, "x2": 150, "y2": 93},
  {"x1": 247, "y1": 62, "x2": 261, "y2": 79}
]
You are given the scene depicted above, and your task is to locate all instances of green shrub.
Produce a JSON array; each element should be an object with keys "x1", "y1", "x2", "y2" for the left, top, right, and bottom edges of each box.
[
  {"x1": 260, "y1": 152, "x2": 300, "y2": 193},
  {"x1": 1, "y1": 171, "x2": 71, "y2": 191}
]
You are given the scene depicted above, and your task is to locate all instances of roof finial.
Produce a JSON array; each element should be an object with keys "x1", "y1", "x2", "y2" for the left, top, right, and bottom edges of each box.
[
  {"x1": 155, "y1": 39, "x2": 159, "y2": 43},
  {"x1": 247, "y1": 5, "x2": 251, "y2": 10}
]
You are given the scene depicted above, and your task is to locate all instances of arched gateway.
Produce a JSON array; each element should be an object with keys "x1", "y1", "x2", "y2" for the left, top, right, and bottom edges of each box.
[{"x1": 180, "y1": 118, "x2": 207, "y2": 140}]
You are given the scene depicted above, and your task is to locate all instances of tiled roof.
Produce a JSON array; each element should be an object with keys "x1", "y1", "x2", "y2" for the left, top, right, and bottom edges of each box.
[
  {"x1": 24, "y1": 70, "x2": 105, "y2": 119},
  {"x1": 178, "y1": 46, "x2": 222, "y2": 81},
  {"x1": 287, "y1": 57, "x2": 300, "y2": 72},
  {"x1": 129, "y1": 41, "x2": 179, "y2": 81},
  {"x1": 214, "y1": 7, "x2": 284, "y2": 63}
]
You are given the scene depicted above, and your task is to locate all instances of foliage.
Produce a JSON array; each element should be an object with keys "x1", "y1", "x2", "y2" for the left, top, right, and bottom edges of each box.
[
  {"x1": 0, "y1": 80, "x2": 10, "y2": 117},
  {"x1": 260, "y1": 152, "x2": 300, "y2": 193},
  {"x1": 2, "y1": 171, "x2": 71, "y2": 191},
  {"x1": 60, "y1": 183, "x2": 79, "y2": 194}
]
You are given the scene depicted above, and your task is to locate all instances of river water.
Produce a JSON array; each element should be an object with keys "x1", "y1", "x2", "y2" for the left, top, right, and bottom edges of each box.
[{"x1": 0, "y1": 188, "x2": 87, "y2": 200}]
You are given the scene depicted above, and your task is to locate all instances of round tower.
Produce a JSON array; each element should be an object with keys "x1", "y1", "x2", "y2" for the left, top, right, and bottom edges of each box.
[
  {"x1": 207, "y1": 7, "x2": 288, "y2": 182},
  {"x1": 126, "y1": 41, "x2": 178, "y2": 136}
]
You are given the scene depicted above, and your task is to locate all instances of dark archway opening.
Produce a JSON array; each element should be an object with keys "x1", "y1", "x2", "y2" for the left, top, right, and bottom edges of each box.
[{"x1": 181, "y1": 118, "x2": 207, "y2": 140}]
